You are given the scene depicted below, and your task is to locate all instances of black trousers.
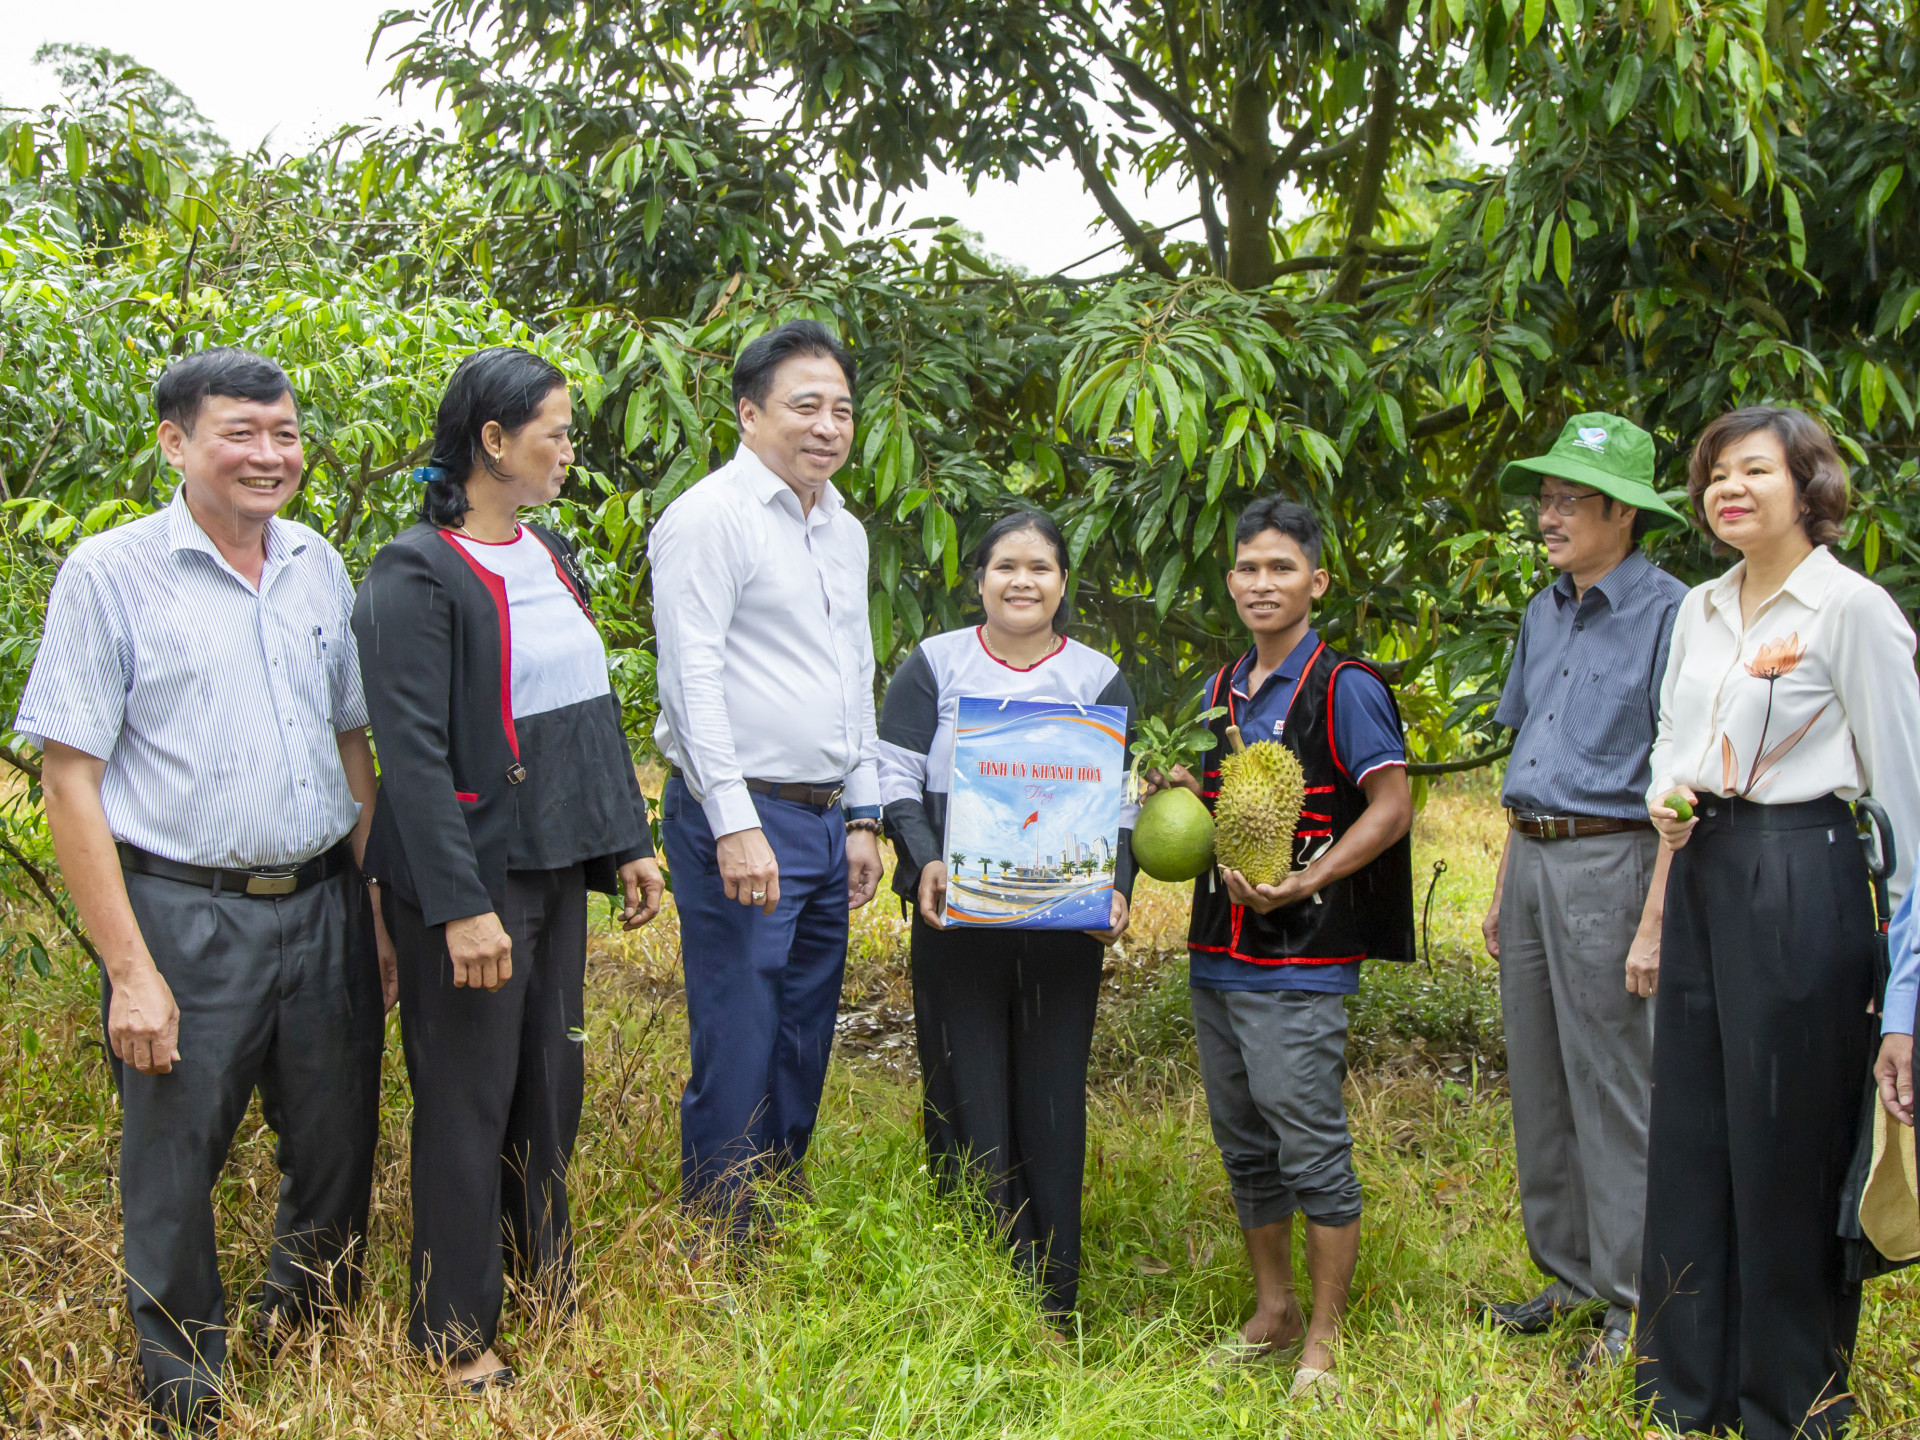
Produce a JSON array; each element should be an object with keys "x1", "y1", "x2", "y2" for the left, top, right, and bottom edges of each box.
[
  {"x1": 1637, "y1": 796, "x2": 1878, "y2": 1440},
  {"x1": 387, "y1": 864, "x2": 587, "y2": 1362},
  {"x1": 911, "y1": 914, "x2": 1103, "y2": 1317},
  {"x1": 112, "y1": 867, "x2": 382, "y2": 1429}
]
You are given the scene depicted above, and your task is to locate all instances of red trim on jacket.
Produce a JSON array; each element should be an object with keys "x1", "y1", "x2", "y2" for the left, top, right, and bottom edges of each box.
[
  {"x1": 1189, "y1": 941, "x2": 1366, "y2": 966},
  {"x1": 439, "y1": 530, "x2": 520, "y2": 761}
]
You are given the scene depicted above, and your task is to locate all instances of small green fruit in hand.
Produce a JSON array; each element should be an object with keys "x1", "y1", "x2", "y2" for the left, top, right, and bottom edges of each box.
[
  {"x1": 1131, "y1": 787, "x2": 1216, "y2": 882},
  {"x1": 1663, "y1": 792, "x2": 1694, "y2": 822}
]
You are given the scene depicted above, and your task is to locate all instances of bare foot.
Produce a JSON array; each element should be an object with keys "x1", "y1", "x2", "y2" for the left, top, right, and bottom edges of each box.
[
  {"x1": 453, "y1": 1347, "x2": 507, "y2": 1386},
  {"x1": 1241, "y1": 1297, "x2": 1306, "y2": 1352},
  {"x1": 1299, "y1": 1331, "x2": 1335, "y2": 1375}
]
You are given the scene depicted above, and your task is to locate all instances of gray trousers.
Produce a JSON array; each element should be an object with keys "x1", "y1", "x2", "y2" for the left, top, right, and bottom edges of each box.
[
  {"x1": 1498, "y1": 828, "x2": 1657, "y2": 1325},
  {"x1": 1191, "y1": 986, "x2": 1361, "y2": 1229},
  {"x1": 111, "y1": 867, "x2": 383, "y2": 1427}
]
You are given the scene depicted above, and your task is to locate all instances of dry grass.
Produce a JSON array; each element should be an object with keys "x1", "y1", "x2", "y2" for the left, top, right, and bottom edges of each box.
[{"x1": 3, "y1": 775, "x2": 1917, "y2": 1437}]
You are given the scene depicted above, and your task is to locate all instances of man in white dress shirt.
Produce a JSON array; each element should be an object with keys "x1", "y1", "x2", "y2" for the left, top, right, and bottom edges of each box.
[
  {"x1": 650, "y1": 320, "x2": 885, "y2": 1234},
  {"x1": 16, "y1": 349, "x2": 392, "y2": 1432}
]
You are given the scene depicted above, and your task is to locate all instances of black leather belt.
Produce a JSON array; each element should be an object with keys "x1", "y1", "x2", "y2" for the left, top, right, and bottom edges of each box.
[
  {"x1": 1508, "y1": 810, "x2": 1653, "y2": 841},
  {"x1": 671, "y1": 769, "x2": 846, "y2": 811},
  {"x1": 118, "y1": 839, "x2": 355, "y2": 897}
]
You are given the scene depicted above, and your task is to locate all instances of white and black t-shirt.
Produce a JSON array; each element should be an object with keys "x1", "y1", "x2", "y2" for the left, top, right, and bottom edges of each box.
[
  {"x1": 877, "y1": 626, "x2": 1138, "y2": 903},
  {"x1": 446, "y1": 526, "x2": 633, "y2": 871}
]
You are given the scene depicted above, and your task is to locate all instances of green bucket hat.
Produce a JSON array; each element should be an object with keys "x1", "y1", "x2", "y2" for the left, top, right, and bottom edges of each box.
[{"x1": 1499, "y1": 412, "x2": 1686, "y2": 526}]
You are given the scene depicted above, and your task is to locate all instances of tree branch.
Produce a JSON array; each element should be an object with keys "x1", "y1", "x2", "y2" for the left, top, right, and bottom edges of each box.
[
  {"x1": 1046, "y1": 89, "x2": 1177, "y2": 280},
  {"x1": 0, "y1": 836, "x2": 102, "y2": 968},
  {"x1": 1157, "y1": 0, "x2": 1227, "y2": 273},
  {"x1": 1332, "y1": 0, "x2": 1409, "y2": 304},
  {"x1": 0, "y1": 744, "x2": 41, "y2": 785},
  {"x1": 1407, "y1": 743, "x2": 1513, "y2": 777},
  {"x1": 1409, "y1": 389, "x2": 1512, "y2": 440}
]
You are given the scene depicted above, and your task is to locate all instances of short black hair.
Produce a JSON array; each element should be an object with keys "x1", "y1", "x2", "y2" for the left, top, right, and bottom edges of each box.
[
  {"x1": 153, "y1": 348, "x2": 294, "y2": 435},
  {"x1": 421, "y1": 346, "x2": 568, "y2": 529},
  {"x1": 731, "y1": 320, "x2": 856, "y2": 411},
  {"x1": 1234, "y1": 497, "x2": 1323, "y2": 566},
  {"x1": 972, "y1": 509, "x2": 1072, "y2": 632}
]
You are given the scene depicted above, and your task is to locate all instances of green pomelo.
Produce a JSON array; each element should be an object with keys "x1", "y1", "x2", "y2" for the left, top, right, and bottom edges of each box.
[{"x1": 1131, "y1": 787, "x2": 1216, "y2": 882}]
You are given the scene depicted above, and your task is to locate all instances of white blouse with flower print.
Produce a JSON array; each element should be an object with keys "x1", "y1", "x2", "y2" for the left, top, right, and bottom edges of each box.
[{"x1": 1648, "y1": 545, "x2": 1920, "y2": 905}]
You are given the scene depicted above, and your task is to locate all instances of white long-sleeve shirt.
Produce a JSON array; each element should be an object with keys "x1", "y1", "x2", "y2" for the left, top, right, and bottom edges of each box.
[
  {"x1": 1647, "y1": 544, "x2": 1920, "y2": 905},
  {"x1": 649, "y1": 446, "x2": 880, "y2": 837}
]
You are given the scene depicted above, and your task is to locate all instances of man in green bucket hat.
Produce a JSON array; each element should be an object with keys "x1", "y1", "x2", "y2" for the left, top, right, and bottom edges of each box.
[{"x1": 1477, "y1": 413, "x2": 1688, "y2": 1371}]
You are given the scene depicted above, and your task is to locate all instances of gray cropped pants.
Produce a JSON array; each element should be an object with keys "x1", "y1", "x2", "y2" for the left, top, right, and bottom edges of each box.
[{"x1": 1191, "y1": 985, "x2": 1361, "y2": 1229}]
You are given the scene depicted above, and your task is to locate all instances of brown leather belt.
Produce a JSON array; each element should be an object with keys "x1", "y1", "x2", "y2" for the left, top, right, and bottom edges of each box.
[
  {"x1": 118, "y1": 839, "x2": 355, "y2": 896},
  {"x1": 1508, "y1": 810, "x2": 1653, "y2": 841},
  {"x1": 672, "y1": 769, "x2": 846, "y2": 811}
]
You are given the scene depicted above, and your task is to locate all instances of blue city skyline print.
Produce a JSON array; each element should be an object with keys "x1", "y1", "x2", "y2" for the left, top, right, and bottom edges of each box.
[{"x1": 941, "y1": 696, "x2": 1126, "y2": 929}]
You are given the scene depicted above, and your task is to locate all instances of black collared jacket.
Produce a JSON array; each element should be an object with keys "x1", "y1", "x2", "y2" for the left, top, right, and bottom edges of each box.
[{"x1": 352, "y1": 520, "x2": 652, "y2": 926}]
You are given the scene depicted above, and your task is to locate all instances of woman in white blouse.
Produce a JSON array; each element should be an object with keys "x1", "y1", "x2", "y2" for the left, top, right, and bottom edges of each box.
[
  {"x1": 1639, "y1": 407, "x2": 1920, "y2": 1440},
  {"x1": 876, "y1": 510, "x2": 1133, "y2": 1331}
]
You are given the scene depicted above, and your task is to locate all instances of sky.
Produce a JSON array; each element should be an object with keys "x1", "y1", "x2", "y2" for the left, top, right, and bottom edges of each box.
[{"x1": 0, "y1": 0, "x2": 1189, "y2": 275}]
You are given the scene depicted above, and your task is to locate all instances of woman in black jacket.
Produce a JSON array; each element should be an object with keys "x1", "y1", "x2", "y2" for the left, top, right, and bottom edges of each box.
[{"x1": 353, "y1": 348, "x2": 663, "y2": 1390}]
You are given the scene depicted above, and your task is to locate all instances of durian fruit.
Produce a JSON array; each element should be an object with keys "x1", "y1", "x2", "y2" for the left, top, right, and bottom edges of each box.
[{"x1": 1212, "y1": 727, "x2": 1305, "y2": 886}]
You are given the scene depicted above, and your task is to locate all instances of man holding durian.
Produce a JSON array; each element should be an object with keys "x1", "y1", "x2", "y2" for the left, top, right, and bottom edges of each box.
[{"x1": 1144, "y1": 497, "x2": 1414, "y2": 1395}]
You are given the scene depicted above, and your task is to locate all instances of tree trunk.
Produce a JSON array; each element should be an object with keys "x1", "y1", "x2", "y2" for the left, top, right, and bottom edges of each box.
[
  {"x1": 1221, "y1": 74, "x2": 1281, "y2": 289},
  {"x1": 1333, "y1": 0, "x2": 1408, "y2": 304}
]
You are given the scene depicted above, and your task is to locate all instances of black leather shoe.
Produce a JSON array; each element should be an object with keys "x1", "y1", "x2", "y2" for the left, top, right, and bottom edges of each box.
[
  {"x1": 1568, "y1": 1322, "x2": 1631, "y2": 1375},
  {"x1": 1478, "y1": 1291, "x2": 1582, "y2": 1335},
  {"x1": 460, "y1": 1366, "x2": 516, "y2": 1395}
]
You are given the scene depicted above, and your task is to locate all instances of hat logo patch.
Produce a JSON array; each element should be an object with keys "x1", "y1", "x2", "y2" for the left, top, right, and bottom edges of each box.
[{"x1": 1573, "y1": 426, "x2": 1608, "y2": 453}]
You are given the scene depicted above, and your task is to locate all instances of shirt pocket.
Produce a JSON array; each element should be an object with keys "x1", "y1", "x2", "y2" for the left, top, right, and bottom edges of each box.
[{"x1": 1563, "y1": 670, "x2": 1652, "y2": 759}]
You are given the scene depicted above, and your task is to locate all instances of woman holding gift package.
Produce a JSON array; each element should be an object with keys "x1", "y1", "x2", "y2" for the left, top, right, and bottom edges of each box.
[
  {"x1": 353, "y1": 347, "x2": 664, "y2": 1391},
  {"x1": 877, "y1": 509, "x2": 1135, "y2": 1328},
  {"x1": 1640, "y1": 406, "x2": 1920, "y2": 1440}
]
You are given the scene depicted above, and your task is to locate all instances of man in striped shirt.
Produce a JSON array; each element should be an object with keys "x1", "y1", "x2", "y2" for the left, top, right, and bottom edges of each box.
[
  {"x1": 1479, "y1": 414, "x2": 1688, "y2": 1371},
  {"x1": 16, "y1": 349, "x2": 391, "y2": 1433}
]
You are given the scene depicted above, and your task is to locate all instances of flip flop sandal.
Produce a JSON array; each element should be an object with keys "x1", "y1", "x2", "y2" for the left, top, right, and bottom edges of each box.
[
  {"x1": 459, "y1": 1367, "x2": 516, "y2": 1395},
  {"x1": 1291, "y1": 1366, "x2": 1341, "y2": 1401}
]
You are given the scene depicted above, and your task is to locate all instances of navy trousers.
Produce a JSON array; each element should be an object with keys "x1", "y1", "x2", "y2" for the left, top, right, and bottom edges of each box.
[{"x1": 663, "y1": 776, "x2": 849, "y2": 1231}]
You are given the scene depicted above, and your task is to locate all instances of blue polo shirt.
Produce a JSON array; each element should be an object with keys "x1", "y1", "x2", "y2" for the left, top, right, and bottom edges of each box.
[{"x1": 1190, "y1": 630, "x2": 1407, "y2": 996}]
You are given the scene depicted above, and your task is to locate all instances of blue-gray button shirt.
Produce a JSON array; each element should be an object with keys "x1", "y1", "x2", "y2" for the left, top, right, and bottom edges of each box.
[{"x1": 1494, "y1": 550, "x2": 1688, "y2": 819}]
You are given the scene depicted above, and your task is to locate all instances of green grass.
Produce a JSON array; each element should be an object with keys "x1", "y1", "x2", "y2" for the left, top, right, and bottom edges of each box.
[{"x1": 3, "y1": 774, "x2": 1918, "y2": 1436}]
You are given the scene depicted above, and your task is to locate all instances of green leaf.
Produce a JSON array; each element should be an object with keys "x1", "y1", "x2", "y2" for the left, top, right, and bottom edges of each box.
[
  {"x1": 1375, "y1": 391, "x2": 1408, "y2": 452},
  {"x1": 1865, "y1": 521, "x2": 1882, "y2": 574},
  {"x1": 1606, "y1": 55, "x2": 1643, "y2": 128},
  {"x1": 1551, "y1": 0, "x2": 1580, "y2": 34},
  {"x1": 1866, "y1": 165, "x2": 1904, "y2": 222},
  {"x1": 1532, "y1": 217, "x2": 1553, "y2": 280},
  {"x1": 1133, "y1": 383, "x2": 1158, "y2": 460},
  {"x1": 1552, "y1": 218, "x2": 1572, "y2": 286},
  {"x1": 1523, "y1": 0, "x2": 1546, "y2": 43},
  {"x1": 1804, "y1": 0, "x2": 1828, "y2": 43},
  {"x1": 1482, "y1": 193, "x2": 1506, "y2": 249},
  {"x1": 1153, "y1": 552, "x2": 1185, "y2": 618},
  {"x1": 623, "y1": 389, "x2": 649, "y2": 453},
  {"x1": 1782, "y1": 186, "x2": 1806, "y2": 270},
  {"x1": 663, "y1": 137, "x2": 699, "y2": 180},
  {"x1": 1490, "y1": 356, "x2": 1526, "y2": 417},
  {"x1": 63, "y1": 122, "x2": 88, "y2": 184}
]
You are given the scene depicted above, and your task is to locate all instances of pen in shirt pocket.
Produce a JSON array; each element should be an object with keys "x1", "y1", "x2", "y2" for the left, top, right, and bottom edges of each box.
[{"x1": 310, "y1": 625, "x2": 325, "y2": 661}]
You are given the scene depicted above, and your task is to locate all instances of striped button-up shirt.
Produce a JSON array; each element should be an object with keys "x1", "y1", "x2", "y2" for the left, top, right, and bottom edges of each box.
[
  {"x1": 1495, "y1": 550, "x2": 1688, "y2": 820},
  {"x1": 14, "y1": 490, "x2": 368, "y2": 868}
]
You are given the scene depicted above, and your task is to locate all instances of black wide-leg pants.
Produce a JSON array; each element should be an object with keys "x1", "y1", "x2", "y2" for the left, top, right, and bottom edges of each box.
[
  {"x1": 910, "y1": 914, "x2": 1103, "y2": 1318},
  {"x1": 386, "y1": 864, "x2": 587, "y2": 1362},
  {"x1": 1637, "y1": 795, "x2": 1877, "y2": 1440}
]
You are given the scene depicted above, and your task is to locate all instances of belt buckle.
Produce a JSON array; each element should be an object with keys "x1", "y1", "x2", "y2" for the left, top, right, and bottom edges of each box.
[
  {"x1": 823, "y1": 784, "x2": 845, "y2": 809},
  {"x1": 245, "y1": 870, "x2": 299, "y2": 896}
]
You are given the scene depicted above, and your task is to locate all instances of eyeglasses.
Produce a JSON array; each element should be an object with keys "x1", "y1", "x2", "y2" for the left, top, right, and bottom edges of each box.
[{"x1": 1535, "y1": 490, "x2": 1605, "y2": 517}]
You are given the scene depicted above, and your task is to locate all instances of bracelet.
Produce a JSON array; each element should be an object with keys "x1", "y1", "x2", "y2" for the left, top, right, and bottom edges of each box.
[{"x1": 846, "y1": 818, "x2": 883, "y2": 835}]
